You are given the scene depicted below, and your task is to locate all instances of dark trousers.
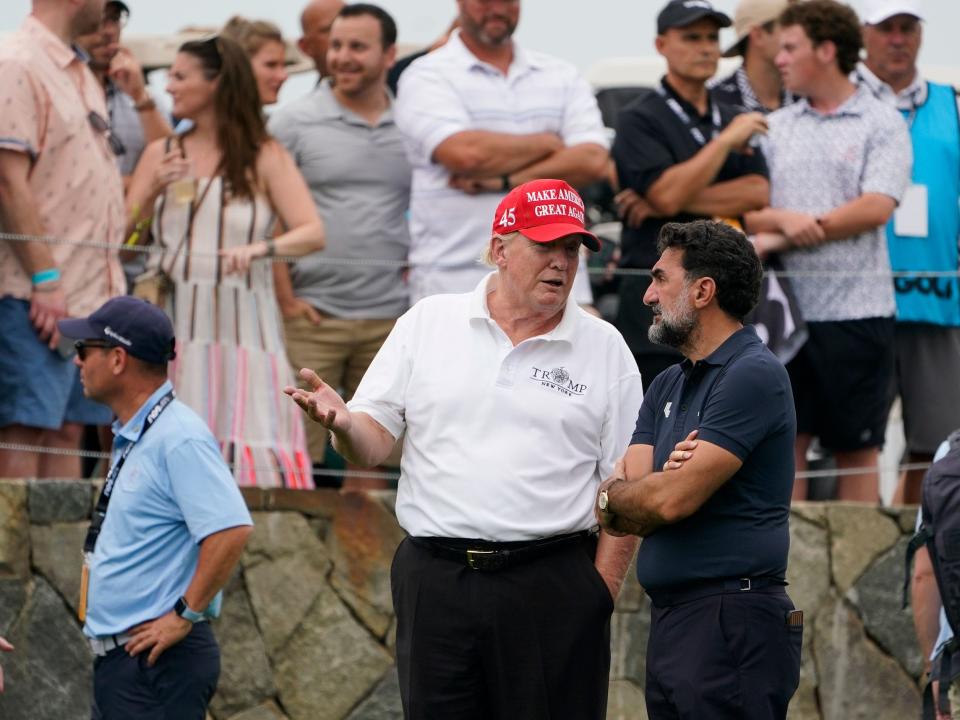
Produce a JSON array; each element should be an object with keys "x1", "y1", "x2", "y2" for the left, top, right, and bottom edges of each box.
[
  {"x1": 91, "y1": 621, "x2": 220, "y2": 720},
  {"x1": 391, "y1": 535, "x2": 614, "y2": 720},
  {"x1": 645, "y1": 588, "x2": 802, "y2": 719}
]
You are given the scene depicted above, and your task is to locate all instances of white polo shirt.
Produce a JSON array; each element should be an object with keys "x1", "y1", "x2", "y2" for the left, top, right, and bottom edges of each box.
[
  {"x1": 394, "y1": 30, "x2": 610, "y2": 303},
  {"x1": 347, "y1": 273, "x2": 643, "y2": 541}
]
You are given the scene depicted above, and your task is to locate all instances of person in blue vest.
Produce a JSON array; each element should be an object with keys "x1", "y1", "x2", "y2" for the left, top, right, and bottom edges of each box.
[{"x1": 857, "y1": 0, "x2": 960, "y2": 504}]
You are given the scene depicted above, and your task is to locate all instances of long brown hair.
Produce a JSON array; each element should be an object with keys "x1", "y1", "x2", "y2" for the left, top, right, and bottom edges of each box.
[{"x1": 177, "y1": 36, "x2": 267, "y2": 200}]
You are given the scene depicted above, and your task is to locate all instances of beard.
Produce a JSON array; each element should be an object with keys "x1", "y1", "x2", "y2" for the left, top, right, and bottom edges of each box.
[{"x1": 648, "y1": 300, "x2": 697, "y2": 351}]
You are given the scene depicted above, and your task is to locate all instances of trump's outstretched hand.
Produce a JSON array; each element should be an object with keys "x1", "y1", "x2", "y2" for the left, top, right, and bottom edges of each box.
[{"x1": 284, "y1": 368, "x2": 352, "y2": 434}]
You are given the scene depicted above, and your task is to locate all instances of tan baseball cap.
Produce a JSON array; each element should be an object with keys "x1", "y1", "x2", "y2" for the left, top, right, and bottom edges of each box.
[{"x1": 722, "y1": 0, "x2": 789, "y2": 57}]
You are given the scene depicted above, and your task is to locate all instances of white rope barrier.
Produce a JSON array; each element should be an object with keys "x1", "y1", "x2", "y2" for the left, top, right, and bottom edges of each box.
[
  {"x1": 3, "y1": 231, "x2": 959, "y2": 279},
  {"x1": 0, "y1": 441, "x2": 929, "y2": 483}
]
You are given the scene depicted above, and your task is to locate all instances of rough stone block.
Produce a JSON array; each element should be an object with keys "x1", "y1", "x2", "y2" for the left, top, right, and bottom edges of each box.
[
  {"x1": 28, "y1": 480, "x2": 92, "y2": 524},
  {"x1": 270, "y1": 488, "x2": 341, "y2": 519},
  {"x1": 814, "y1": 594, "x2": 920, "y2": 720},
  {"x1": 0, "y1": 481, "x2": 29, "y2": 579},
  {"x1": 614, "y1": 568, "x2": 645, "y2": 613},
  {"x1": 792, "y1": 503, "x2": 827, "y2": 527},
  {"x1": 327, "y1": 493, "x2": 404, "y2": 640},
  {"x1": 893, "y1": 506, "x2": 920, "y2": 534},
  {"x1": 209, "y1": 573, "x2": 277, "y2": 718},
  {"x1": 30, "y1": 522, "x2": 87, "y2": 616},
  {"x1": 274, "y1": 583, "x2": 393, "y2": 720},
  {"x1": 827, "y1": 505, "x2": 900, "y2": 592},
  {"x1": 225, "y1": 701, "x2": 288, "y2": 720},
  {"x1": 345, "y1": 667, "x2": 402, "y2": 719},
  {"x1": 610, "y1": 602, "x2": 649, "y2": 685},
  {"x1": 0, "y1": 576, "x2": 92, "y2": 720},
  {"x1": 787, "y1": 654, "x2": 821, "y2": 720},
  {"x1": 787, "y1": 515, "x2": 831, "y2": 620},
  {"x1": 606, "y1": 680, "x2": 648, "y2": 720},
  {"x1": 849, "y1": 536, "x2": 923, "y2": 679},
  {"x1": 0, "y1": 578, "x2": 27, "y2": 633}
]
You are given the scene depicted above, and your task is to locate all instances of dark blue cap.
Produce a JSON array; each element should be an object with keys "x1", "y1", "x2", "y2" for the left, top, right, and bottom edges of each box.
[
  {"x1": 658, "y1": 0, "x2": 732, "y2": 33},
  {"x1": 58, "y1": 296, "x2": 176, "y2": 364}
]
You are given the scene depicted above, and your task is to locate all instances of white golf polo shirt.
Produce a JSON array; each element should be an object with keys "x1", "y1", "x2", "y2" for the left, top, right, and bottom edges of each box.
[
  {"x1": 394, "y1": 30, "x2": 610, "y2": 303},
  {"x1": 347, "y1": 273, "x2": 643, "y2": 541}
]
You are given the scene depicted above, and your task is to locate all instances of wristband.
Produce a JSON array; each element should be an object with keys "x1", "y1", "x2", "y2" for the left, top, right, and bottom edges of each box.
[
  {"x1": 501, "y1": 174, "x2": 511, "y2": 192},
  {"x1": 134, "y1": 95, "x2": 156, "y2": 112},
  {"x1": 32, "y1": 268, "x2": 61, "y2": 285},
  {"x1": 264, "y1": 239, "x2": 276, "y2": 257}
]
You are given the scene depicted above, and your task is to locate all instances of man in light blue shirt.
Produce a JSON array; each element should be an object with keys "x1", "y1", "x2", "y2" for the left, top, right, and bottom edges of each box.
[{"x1": 58, "y1": 296, "x2": 253, "y2": 720}]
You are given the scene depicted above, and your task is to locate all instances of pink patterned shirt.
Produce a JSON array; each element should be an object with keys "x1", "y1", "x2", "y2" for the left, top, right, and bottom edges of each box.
[{"x1": 0, "y1": 16, "x2": 124, "y2": 317}]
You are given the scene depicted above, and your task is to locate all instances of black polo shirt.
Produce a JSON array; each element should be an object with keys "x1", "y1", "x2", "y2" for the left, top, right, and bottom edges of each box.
[
  {"x1": 612, "y1": 77, "x2": 769, "y2": 270},
  {"x1": 630, "y1": 326, "x2": 796, "y2": 591}
]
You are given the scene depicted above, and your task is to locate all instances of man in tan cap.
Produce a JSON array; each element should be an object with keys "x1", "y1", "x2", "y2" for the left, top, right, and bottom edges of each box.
[{"x1": 711, "y1": 0, "x2": 792, "y2": 113}]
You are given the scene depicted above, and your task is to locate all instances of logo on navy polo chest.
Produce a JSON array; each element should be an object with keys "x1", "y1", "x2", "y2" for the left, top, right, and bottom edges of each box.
[{"x1": 529, "y1": 366, "x2": 588, "y2": 397}]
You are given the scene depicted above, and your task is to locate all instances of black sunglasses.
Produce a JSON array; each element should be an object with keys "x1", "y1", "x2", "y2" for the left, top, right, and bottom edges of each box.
[
  {"x1": 87, "y1": 111, "x2": 126, "y2": 157},
  {"x1": 74, "y1": 339, "x2": 116, "y2": 360}
]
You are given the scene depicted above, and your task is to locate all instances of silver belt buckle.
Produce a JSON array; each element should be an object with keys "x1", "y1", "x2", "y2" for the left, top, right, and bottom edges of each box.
[{"x1": 739, "y1": 578, "x2": 752, "y2": 591}]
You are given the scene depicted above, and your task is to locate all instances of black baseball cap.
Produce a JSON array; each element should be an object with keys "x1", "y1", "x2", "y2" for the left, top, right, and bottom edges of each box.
[
  {"x1": 657, "y1": 0, "x2": 732, "y2": 33},
  {"x1": 59, "y1": 296, "x2": 176, "y2": 365}
]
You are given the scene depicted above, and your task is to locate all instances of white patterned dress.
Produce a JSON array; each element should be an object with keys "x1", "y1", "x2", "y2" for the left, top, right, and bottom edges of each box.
[{"x1": 147, "y1": 176, "x2": 313, "y2": 488}]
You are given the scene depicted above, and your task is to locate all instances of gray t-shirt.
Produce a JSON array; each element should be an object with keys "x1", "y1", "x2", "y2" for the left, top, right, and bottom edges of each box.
[
  {"x1": 269, "y1": 80, "x2": 411, "y2": 318},
  {"x1": 764, "y1": 85, "x2": 911, "y2": 322}
]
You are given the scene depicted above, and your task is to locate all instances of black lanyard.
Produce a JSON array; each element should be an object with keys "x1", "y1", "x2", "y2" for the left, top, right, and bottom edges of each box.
[
  {"x1": 83, "y1": 390, "x2": 175, "y2": 554},
  {"x1": 656, "y1": 83, "x2": 722, "y2": 147}
]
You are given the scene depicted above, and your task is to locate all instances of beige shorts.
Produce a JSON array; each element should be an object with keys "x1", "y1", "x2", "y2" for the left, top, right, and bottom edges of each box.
[{"x1": 284, "y1": 313, "x2": 396, "y2": 461}]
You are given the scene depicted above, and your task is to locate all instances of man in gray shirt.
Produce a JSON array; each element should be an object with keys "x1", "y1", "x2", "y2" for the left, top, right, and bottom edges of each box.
[{"x1": 270, "y1": 3, "x2": 410, "y2": 489}]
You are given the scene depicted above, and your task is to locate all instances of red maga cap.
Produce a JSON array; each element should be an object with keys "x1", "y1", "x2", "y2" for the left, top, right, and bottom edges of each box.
[{"x1": 491, "y1": 179, "x2": 600, "y2": 251}]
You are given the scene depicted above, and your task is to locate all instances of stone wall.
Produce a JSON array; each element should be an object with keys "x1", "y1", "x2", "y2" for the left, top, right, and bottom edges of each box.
[{"x1": 0, "y1": 480, "x2": 925, "y2": 719}]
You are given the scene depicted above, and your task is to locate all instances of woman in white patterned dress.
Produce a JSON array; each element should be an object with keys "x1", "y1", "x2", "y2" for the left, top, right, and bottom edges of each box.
[{"x1": 125, "y1": 36, "x2": 325, "y2": 487}]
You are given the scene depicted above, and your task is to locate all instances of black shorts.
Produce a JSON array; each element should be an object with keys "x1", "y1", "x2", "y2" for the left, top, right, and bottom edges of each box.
[{"x1": 786, "y1": 317, "x2": 895, "y2": 451}]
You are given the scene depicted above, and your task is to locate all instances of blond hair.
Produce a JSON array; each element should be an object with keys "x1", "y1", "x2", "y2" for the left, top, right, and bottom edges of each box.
[
  {"x1": 481, "y1": 231, "x2": 522, "y2": 266},
  {"x1": 221, "y1": 16, "x2": 284, "y2": 58}
]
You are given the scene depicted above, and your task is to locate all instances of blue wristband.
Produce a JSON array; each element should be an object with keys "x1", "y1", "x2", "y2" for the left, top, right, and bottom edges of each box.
[{"x1": 31, "y1": 268, "x2": 61, "y2": 285}]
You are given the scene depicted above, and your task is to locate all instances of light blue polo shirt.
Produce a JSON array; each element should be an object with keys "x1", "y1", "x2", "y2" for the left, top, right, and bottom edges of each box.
[{"x1": 83, "y1": 380, "x2": 253, "y2": 638}]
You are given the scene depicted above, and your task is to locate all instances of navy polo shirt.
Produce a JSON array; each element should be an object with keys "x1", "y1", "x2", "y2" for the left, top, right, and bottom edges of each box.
[{"x1": 631, "y1": 326, "x2": 796, "y2": 591}]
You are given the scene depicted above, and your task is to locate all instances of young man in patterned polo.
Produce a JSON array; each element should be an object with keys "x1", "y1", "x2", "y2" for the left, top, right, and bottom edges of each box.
[{"x1": 744, "y1": 0, "x2": 912, "y2": 501}]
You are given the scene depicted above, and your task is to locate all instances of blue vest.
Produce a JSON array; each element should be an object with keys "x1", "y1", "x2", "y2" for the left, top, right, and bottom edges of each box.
[{"x1": 887, "y1": 82, "x2": 960, "y2": 326}]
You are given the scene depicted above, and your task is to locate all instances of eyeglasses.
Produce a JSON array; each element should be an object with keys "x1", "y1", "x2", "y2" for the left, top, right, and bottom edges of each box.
[
  {"x1": 87, "y1": 111, "x2": 126, "y2": 157},
  {"x1": 74, "y1": 339, "x2": 116, "y2": 361}
]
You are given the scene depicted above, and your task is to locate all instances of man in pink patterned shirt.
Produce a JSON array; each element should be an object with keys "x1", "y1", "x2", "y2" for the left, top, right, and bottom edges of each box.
[{"x1": 0, "y1": 0, "x2": 125, "y2": 478}]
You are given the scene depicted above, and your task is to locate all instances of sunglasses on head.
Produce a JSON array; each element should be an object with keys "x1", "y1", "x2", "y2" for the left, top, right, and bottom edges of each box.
[{"x1": 74, "y1": 339, "x2": 116, "y2": 360}]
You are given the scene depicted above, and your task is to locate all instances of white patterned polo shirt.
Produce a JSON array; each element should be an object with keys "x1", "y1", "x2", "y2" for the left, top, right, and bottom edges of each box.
[{"x1": 764, "y1": 84, "x2": 912, "y2": 322}]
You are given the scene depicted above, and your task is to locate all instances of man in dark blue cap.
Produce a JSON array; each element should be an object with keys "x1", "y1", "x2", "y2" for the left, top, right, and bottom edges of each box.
[
  {"x1": 58, "y1": 296, "x2": 253, "y2": 719},
  {"x1": 612, "y1": 0, "x2": 770, "y2": 391}
]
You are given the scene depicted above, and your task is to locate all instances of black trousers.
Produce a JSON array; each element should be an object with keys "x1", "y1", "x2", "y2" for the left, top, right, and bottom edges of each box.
[
  {"x1": 391, "y1": 535, "x2": 614, "y2": 720},
  {"x1": 645, "y1": 588, "x2": 802, "y2": 719},
  {"x1": 91, "y1": 621, "x2": 220, "y2": 720}
]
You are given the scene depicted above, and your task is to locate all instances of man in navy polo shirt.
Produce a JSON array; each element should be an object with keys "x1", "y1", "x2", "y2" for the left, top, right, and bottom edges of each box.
[{"x1": 596, "y1": 220, "x2": 800, "y2": 719}]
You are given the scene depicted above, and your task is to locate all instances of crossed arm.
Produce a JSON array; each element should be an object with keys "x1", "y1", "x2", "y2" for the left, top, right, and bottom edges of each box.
[
  {"x1": 744, "y1": 193, "x2": 897, "y2": 249},
  {"x1": 435, "y1": 131, "x2": 609, "y2": 193},
  {"x1": 597, "y1": 432, "x2": 743, "y2": 537}
]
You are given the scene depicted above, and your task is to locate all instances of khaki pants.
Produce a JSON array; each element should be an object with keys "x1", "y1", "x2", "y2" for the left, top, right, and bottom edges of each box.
[{"x1": 284, "y1": 314, "x2": 396, "y2": 461}]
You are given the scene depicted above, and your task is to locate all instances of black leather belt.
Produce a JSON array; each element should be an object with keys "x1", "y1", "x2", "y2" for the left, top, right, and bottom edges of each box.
[
  {"x1": 647, "y1": 577, "x2": 788, "y2": 608},
  {"x1": 410, "y1": 530, "x2": 595, "y2": 571}
]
